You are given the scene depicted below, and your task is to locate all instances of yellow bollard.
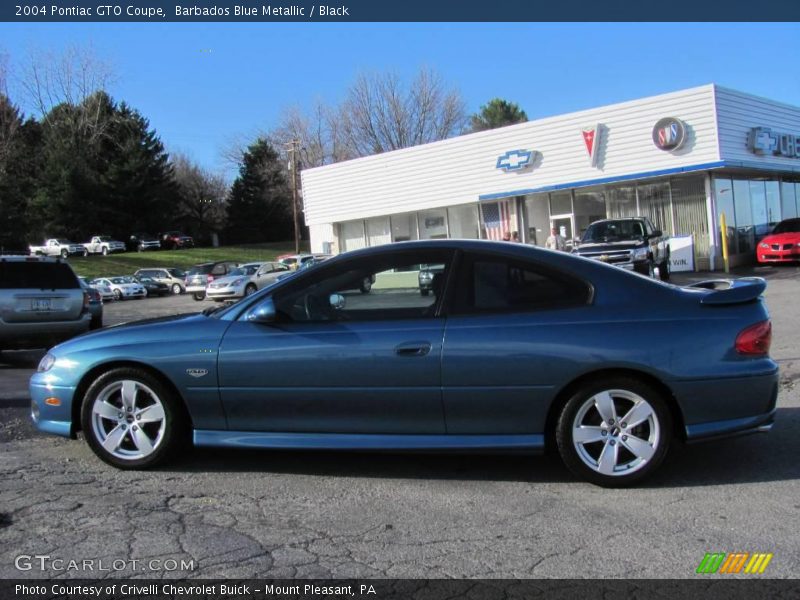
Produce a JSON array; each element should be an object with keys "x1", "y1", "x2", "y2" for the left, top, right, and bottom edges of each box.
[{"x1": 719, "y1": 212, "x2": 730, "y2": 274}]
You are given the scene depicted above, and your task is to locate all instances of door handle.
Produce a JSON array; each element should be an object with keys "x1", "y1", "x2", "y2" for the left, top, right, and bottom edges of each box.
[{"x1": 395, "y1": 342, "x2": 432, "y2": 357}]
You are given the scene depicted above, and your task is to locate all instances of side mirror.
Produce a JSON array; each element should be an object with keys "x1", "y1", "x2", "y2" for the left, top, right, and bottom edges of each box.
[
  {"x1": 651, "y1": 229, "x2": 663, "y2": 238},
  {"x1": 245, "y1": 298, "x2": 277, "y2": 323},
  {"x1": 329, "y1": 293, "x2": 346, "y2": 310}
]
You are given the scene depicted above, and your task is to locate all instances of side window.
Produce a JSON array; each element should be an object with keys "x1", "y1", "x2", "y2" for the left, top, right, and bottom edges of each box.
[
  {"x1": 454, "y1": 255, "x2": 591, "y2": 314},
  {"x1": 211, "y1": 264, "x2": 227, "y2": 276},
  {"x1": 273, "y1": 251, "x2": 452, "y2": 323}
]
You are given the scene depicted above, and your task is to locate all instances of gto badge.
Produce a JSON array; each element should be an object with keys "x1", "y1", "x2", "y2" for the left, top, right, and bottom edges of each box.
[{"x1": 186, "y1": 368, "x2": 208, "y2": 378}]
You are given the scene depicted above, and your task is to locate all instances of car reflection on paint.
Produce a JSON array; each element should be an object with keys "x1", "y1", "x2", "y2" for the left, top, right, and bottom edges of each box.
[{"x1": 30, "y1": 240, "x2": 778, "y2": 487}]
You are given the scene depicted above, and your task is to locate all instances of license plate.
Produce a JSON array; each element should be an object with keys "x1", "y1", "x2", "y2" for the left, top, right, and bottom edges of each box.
[{"x1": 32, "y1": 298, "x2": 52, "y2": 311}]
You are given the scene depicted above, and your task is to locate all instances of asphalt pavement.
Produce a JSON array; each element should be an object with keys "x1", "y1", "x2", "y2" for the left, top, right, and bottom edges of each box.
[{"x1": 1, "y1": 267, "x2": 799, "y2": 579}]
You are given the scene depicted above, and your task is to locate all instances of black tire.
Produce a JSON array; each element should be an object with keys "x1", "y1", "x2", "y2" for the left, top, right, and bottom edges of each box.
[
  {"x1": 82, "y1": 249, "x2": 88, "y2": 257},
  {"x1": 659, "y1": 257, "x2": 671, "y2": 281},
  {"x1": 101, "y1": 247, "x2": 109, "y2": 256},
  {"x1": 555, "y1": 376, "x2": 672, "y2": 487},
  {"x1": 244, "y1": 283, "x2": 257, "y2": 296},
  {"x1": 359, "y1": 278, "x2": 372, "y2": 294},
  {"x1": 420, "y1": 289, "x2": 430, "y2": 297},
  {"x1": 60, "y1": 249, "x2": 69, "y2": 259},
  {"x1": 113, "y1": 289, "x2": 123, "y2": 301},
  {"x1": 80, "y1": 367, "x2": 187, "y2": 469},
  {"x1": 193, "y1": 292, "x2": 205, "y2": 301},
  {"x1": 137, "y1": 244, "x2": 144, "y2": 253},
  {"x1": 171, "y1": 283, "x2": 182, "y2": 295},
  {"x1": 90, "y1": 316, "x2": 102, "y2": 330}
]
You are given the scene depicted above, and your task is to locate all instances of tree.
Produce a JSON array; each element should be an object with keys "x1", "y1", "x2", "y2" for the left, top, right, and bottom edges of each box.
[
  {"x1": 270, "y1": 100, "x2": 351, "y2": 168},
  {"x1": 225, "y1": 138, "x2": 292, "y2": 244},
  {"x1": 470, "y1": 98, "x2": 528, "y2": 132},
  {"x1": 172, "y1": 153, "x2": 228, "y2": 244}
]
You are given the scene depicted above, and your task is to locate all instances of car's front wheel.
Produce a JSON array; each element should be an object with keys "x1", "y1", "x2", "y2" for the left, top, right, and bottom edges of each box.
[
  {"x1": 113, "y1": 289, "x2": 122, "y2": 301},
  {"x1": 659, "y1": 256, "x2": 671, "y2": 281},
  {"x1": 80, "y1": 368, "x2": 186, "y2": 469},
  {"x1": 555, "y1": 377, "x2": 672, "y2": 487},
  {"x1": 171, "y1": 283, "x2": 182, "y2": 295},
  {"x1": 193, "y1": 292, "x2": 205, "y2": 301},
  {"x1": 244, "y1": 283, "x2": 257, "y2": 296}
]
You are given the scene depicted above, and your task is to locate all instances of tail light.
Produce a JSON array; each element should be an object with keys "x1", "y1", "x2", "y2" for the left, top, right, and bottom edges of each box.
[
  {"x1": 207, "y1": 275, "x2": 214, "y2": 282},
  {"x1": 735, "y1": 320, "x2": 772, "y2": 356},
  {"x1": 83, "y1": 291, "x2": 90, "y2": 310}
]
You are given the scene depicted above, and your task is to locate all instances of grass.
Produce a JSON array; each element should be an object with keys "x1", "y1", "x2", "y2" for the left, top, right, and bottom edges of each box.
[{"x1": 68, "y1": 241, "x2": 308, "y2": 279}]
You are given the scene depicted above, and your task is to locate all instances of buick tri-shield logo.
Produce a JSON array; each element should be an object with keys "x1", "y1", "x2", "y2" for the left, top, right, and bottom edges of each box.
[
  {"x1": 496, "y1": 149, "x2": 534, "y2": 172},
  {"x1": 652, "y1": 117, "x2": 687, "y2": 151}
]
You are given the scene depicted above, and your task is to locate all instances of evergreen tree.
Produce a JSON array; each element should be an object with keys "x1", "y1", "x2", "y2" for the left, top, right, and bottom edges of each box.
[
  {"x1": 470, "y1": 98, "x2": 528, "y2": 132},
  {"x1": 225, "y1": 138, "x2": 292, "y2": 244}
]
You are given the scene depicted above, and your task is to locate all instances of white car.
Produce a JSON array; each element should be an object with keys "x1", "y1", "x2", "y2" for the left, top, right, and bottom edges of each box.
[
  {"x1": 206, "y1": 262, "x2": 290, "y2": 302},
  {"x1": 81, "y1": 277, "x2": 114, "y2": 301},
  {"x1": 93, "y1": 276, "x2": 146, "y2": 300}
]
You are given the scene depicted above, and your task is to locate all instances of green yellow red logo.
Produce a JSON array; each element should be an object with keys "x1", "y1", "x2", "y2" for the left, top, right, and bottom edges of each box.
[{"x1": 696, "y1": 552, "x2": 773, "y2": 574}]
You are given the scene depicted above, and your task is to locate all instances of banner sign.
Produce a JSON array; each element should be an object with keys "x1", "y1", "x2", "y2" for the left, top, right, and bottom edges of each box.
[{"x1": 669, "y1": 234, "x2": 695, "y2": 272}]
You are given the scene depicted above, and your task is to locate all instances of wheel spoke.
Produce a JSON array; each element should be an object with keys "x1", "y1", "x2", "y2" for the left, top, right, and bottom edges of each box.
[
  {"x1": 573, "y1": 425, "x2": 605, "y2": 445},
  {"x1": 620, "y1": 401, "x2": 653, "y2": 429},
  {"x1": 621, "y1": 434, "x2": 655, "y2": 461},
  {"x1": 130, "y1": 427, "x2": 154, "y2": 454},
  {"x1": 136, "y1": 403, "x2": 165, "y2": 424},
  {"x1": 102, "y1": 425, "x2": 128, "y2": 453},
  {"x1": 120, "y1": 380, "x2": 138, "y2": 410},
  {"x1": 94, "y1": 400, "x2": 120, "y2": 420},
  {"x1": 593, "y1": 391, "x2": 617, "y2": 425},
  {"x1": 596, "y1": 440, "x2": 618, "y2": 475}
]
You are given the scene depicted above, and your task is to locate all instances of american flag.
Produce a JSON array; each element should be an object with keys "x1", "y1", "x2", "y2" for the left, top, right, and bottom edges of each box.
[{"x1": 481, "y1": 201, "x2": 512, "y2": 240}]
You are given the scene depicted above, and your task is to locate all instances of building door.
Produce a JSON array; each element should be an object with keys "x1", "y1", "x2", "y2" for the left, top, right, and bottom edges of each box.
[{"x1": 551, "y1": 215, "x2": 574, "y2": 248}]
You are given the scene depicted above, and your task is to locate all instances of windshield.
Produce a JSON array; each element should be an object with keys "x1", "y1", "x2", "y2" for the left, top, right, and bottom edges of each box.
[
  {"x1": 111, "y1": 276, "x2": 136, "y2": 284},
  {"x1": 55, "y1": 239, "x2": 72, "y2": 244},
  {"x1": 187, "y1": 264, "x2": 213, "y2": 275},
  {"x1": 167, "y1": 268, "x2": 186, "y2": 277},
  {"x1": 97, "y1": 236, "x2": 112, "y2": 242},
  {"x1": 230, "y1": 265, "x2": 259, "y2": 276},
  {"x1": 582, "y1": 221, "x2": 645, "y2": 243},
  {"x1": 773, "y1": 219, "x2": 800, "y2": 234}
]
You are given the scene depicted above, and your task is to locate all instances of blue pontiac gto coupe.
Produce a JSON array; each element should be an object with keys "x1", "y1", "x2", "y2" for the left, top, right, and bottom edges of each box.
[{"x1": 30, "y1": 240, "x2": 778, "y2": 486}]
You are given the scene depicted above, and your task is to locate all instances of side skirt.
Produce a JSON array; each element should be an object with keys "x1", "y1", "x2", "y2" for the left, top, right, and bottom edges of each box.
[{"x1": 193, "y1": 430, "x2": 545, "y2": 453}]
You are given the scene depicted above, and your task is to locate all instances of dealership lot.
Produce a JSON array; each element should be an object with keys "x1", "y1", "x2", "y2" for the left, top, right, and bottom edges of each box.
[{"x1": 1, "y1": 268, "x2": 799, "y2": 578}]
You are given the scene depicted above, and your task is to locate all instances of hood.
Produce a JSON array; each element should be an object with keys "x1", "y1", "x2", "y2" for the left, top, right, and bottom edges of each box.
[
  {"x1": 761, "y1": 232, "x2": 800, "y2": 245},
  {"x1": 575, "y1": 240, "x2": 645, "y2": 253},
  {"x1": 210, "y1": 274, "x2": 247, "y2": 287}
]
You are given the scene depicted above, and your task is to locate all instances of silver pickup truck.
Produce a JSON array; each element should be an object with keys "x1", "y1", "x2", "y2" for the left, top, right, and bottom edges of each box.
[
  {"x1": 0, "y1": 256, "x2": 91, "y2": 351},
  {"x1": 83, "y1": 235, "x2": 126, "y2": 256},
  {"x1": 29, "y1": 239, "x2": 88, "y2": 259}
]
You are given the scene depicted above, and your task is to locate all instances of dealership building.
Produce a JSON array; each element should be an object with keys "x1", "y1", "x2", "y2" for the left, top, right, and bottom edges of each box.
[{"x1": 301, "y1": 85, "x2": 800, "y2": 270}]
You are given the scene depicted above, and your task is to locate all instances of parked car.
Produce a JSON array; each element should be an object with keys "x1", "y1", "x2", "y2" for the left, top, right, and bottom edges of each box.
[
  {"x1": 29, "y1": 239, "x2": 88, "y2": 259},
  {"x1": 92, "y1": 277, "x2": 146, "y2": 301},
  {"x1": 79, "y1": 279, "x2": 103, "y2": 330},
  {"x1": 418, "y1": 264, "x2": 445, "y2": 296},
  {"x1": 185, "y1": 261, "x2": 239, "y2": 301},
  {"x1": 83, "y1": 236, "x2": 126, "y2": 256},
  {"x1": 159, "y1": 231, "x2": 194, "y2": 250},
  {"x1": 133, "y1": 268, "x2": 187, "y2": 295},
  {"x1": 80, "y1": 277, "x2": 114, "y2": 302},
  {"x1": 757, "y1": 218, "x2": 800, "y2": 264},
  {"x1": 278, "y1": 253, "x2": 331, "y2": 270},
  {"x1": 206, "y1": 262, "x2": 290, "y2": 302},
  {"x1": 572, "y1": 217, "x2": 670, "y2": 280},
  {"x1": 29, "y1": 240, "x2": 778, "y2": 486},
  {"x1": 135, "y1": 276, "x2": 170, "y2": 297},
  {"x1": 127, "y1": 233, "x2": 161, "y2": 252},
  {"x1": 1, "y1": 255, "x2": 90, "y2": 351}
]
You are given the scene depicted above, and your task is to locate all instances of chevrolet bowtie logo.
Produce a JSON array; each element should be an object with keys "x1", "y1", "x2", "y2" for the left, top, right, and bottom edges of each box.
[{"x1": 496, "y1": 149, "x2": 534, "y2": 172}]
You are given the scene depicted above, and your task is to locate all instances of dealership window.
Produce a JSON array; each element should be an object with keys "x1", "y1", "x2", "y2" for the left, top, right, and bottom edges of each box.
[
  {"x1": 749, "y1": 181, "x2": 770, "y2": 239},
  {"x1": 573, "y1": 188, "x2": 607, "y2": 240},
  {"x1": 670, "y1": 176, "x2": 709, "y2": 259},
  {"x1": 549, "y1": 191, "x2": 572, "y2": 216},
  {"x1": 606, "y1": 185, "x2": 637, "y2": 219},
  {"x1": 781, "y1": 182, "x2": 798, "y2": 220},
  {"x1": 524, "y1": 193, "x2": 549, "y2": 247},
  {"x1": 390, "y1": 213, "x2": 419, "y2": 242},
  {"x1": 732, "y1": 180, "x2": 754, "y2": 254},
  {"x1": 637, "y1": 181, "x2": 673, "y2": 236},
  {"x1": 339, "y1": 220, "x2": 366, "y2": 252},
  {"x1": 366, "y1": 216, "x2": 392, "y2": 247},
  {"x1": 765, "y1": 182, "x2": 781, "y2": 230},
  {"x1": 714, "y1": 177, "x2": 736, "y2": 253},
  {"x1": 418, "y1": 208, "x2": 448, "y2": 239},
  {"x1": 447, "y1": 204, "x2": 479, "y2": 239}
]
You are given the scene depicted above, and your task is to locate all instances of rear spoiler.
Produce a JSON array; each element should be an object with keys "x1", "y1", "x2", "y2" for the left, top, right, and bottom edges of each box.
[{"x1": 686, "y1": 277, "x2": 766, "y2": 306}]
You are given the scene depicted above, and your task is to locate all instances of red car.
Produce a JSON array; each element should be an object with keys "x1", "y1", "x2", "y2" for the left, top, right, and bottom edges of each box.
[
  {"x1": 159, "y1": 231, "x2": 194, "y2": 250},
  {"x1": 757, "y1": 218, "x2": 800, "y2": 264}
]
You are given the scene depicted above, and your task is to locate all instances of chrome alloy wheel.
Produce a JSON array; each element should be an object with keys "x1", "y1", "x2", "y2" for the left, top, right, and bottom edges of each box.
[
  {"x1": 571, "y1": 389, "x2": 660, "y2": 476},
  {"x1": 90, "y1": 380, "x2": 166, "y2": 460}
]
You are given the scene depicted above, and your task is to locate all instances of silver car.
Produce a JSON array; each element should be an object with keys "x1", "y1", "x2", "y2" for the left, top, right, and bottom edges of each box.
[
  {"x1": 0, "y1": 255, "x2": 90, "y2": 351},
  {"x1": 133, "y1": 268, "x2": 187, "y2": 295},
  {"x1": 206, "y1": 262, "x2": 290, "y2": 302}
]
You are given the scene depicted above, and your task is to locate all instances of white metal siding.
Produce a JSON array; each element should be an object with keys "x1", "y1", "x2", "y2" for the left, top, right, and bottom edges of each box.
[
  {"x1": 716, "y1": 86, "x2": 800, "y2": 169},
  {"x1": 301, "y1": 85, "x2": 721, "y2": 226}
]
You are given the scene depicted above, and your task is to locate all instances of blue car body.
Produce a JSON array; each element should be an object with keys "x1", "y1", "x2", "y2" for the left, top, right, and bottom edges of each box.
[{"x1": 30, "y1": 240, "x2": 778, "y2": 479}]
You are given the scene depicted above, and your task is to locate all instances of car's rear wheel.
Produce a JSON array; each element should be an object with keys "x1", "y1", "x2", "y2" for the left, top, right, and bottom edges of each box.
[
  {"x1": 101, "y1": 247, "x2": 109, "y2": 256},
  {"x1": 193, "y1": 292, "x2": 205, "y2": 301},
  {"x1": 555, "y1": 377, "x2": 672, "y2": 487},
  {"x1": 244, "y1": 283, "x2": 257, "y2": 296},
  {"x1": 60, "y1": 249, "x2": 69, "y2": 259},
  {"x1": 171, "y1": 283, "x2": 182, "y2": 295},
  {"x1": 113, "y1": 289, "x2": 122, "y2": 301},
  {"x1": 80, "y1": 368, "x2": 186, "y2": 469},
  {"x1": 659, "y1": 256, "x2": 671, "y2": 281}
]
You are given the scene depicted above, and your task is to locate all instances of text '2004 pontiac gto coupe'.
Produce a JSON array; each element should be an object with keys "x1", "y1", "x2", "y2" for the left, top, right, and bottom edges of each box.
[{"x1": 30, "y1": 240, "x2": 778, "y2": 486}]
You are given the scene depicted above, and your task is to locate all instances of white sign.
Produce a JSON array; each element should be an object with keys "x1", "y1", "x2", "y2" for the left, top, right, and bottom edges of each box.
[{"x1": 669, "y1": 235, "x2": 694, "y2": 272}]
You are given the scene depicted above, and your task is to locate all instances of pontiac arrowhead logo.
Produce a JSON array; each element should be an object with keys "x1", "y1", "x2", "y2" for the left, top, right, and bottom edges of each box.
[
  {"x1": 496, "y1": 149, "x2": 534, "y2": 172},
  {"x1": 582, "y1": 125, "x2": 601, "y2": 167},
  {"x1": 186, "y1": 368, "x2": 208, "y2": 378}
]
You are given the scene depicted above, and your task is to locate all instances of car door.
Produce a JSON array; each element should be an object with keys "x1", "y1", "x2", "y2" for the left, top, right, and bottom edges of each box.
[
  {"x1": 254, "y1": 262, "x2": 289, "y2": 289},
  {"x1": 217, "y1": 248, "x2": 454, "y2": 434},
  {"x1": 441, "y1": 251, "x2": 593, "y2": 435}
]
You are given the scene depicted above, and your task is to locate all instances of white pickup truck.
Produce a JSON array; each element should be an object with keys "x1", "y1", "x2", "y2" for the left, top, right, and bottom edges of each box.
[
  {"x1": 83, "y1": 236, "x2": 126, "y2": 256},
  {"x1": 29, "y1": 239, "x2": 88, "y2": 258}
]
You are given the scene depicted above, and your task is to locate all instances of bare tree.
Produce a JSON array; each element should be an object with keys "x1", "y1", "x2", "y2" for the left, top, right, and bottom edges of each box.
[
  {"x1": 340, "y1": 67, "x2": 467, "y2": 156},
  {"x1": 172, "y1": 153, "x2": 228, "y2": 240},
  {"x1": 270, "y1": 100, "x2": 352, "y2": 168}
]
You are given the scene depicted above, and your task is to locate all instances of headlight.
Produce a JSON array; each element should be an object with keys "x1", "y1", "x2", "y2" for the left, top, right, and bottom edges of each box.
[
  {"x1": 759, "y1": 242, "x2": 769, "y2": 249},
  {"x1": 37, "y1": 353, "x2": 56, "y2": 373},
  {"x1": 231, "y1": 278, "x2": 246, "y2": 286},
  {"x1": 632, "y1": 247, "x2": 649, "y2": 259}
]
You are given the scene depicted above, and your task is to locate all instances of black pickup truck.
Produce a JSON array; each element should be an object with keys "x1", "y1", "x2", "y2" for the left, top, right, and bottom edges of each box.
[{"x1": 573, "y1": 217, "x2": 671, "y2": 280}]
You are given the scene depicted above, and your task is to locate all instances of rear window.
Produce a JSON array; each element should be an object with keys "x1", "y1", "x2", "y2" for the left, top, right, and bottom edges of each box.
[
  {"x1": 0, "y1": 261, "x2": 80, "y2": 289},
  {"x1": 167, "y1": 268, "x2": 185, "y2": 277},
  {"x1": 187, "y1": 265, "x2": 213, "y2": 275}
]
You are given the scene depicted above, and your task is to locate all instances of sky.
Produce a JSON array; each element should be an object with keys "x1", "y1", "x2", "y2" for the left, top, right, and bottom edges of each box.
[{"x1": 2, "y1": 22, "x2": 799, "y2": 179}]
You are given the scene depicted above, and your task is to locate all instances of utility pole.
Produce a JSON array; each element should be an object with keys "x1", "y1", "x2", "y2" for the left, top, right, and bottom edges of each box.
[{"x1": 286, "y1": 139, "x2": 301, "y2": 254}]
